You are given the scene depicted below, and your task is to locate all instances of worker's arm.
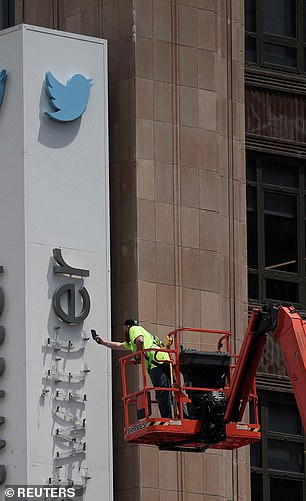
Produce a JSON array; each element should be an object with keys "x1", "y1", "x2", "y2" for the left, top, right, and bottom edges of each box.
[
  {"x1": 95, "y1": 336, "x2": 128, "y2": 351},
  {"x1": 134, "y1": 335, "x2": 144, "y2": 361}
]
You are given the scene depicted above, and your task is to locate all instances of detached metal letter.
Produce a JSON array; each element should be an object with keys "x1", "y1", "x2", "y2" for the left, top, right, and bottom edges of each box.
[{"x1": 52, "y1": 249, "x2": 90, "y2": 324}]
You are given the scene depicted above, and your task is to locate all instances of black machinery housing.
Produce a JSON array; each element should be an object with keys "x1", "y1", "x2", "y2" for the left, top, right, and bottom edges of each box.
[{"x1": 179, "y1": 349, "x2": 230, "y2": 442}]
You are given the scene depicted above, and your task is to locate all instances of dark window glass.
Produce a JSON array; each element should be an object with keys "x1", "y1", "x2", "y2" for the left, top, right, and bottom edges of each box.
[
  {"x1": 304, "y1": 2, "x2": 306, "y2": 43},
  {"x1": 8, "y1": 0, "x2": 14, "y2": 27},
  {"x1": 263, "y1": 0, "x2": 296, "y2": 37},
  {"x1": 0, "y1": 1, "x2": 14, "y2": 30},
  {"x1": 264, "y1": 192, "x2": 297, "y2": 272},
  {"x1": 247, "y1": 187, "x2": 258, "y2": 268},
  {"x1": 266, "y1": 279, "x2": 298, "y2": 302},
  {"x1": 246, "y1": 36, "x2": 257, "y2": 63},
  {"x1": 246, "y1": 0, "x2": 256, "y2": 32},
  {"x1": 0, "y1": 2, "x2": 3, "y2": 29},
  {"x1": 251, "y1": 472, "x2": 263, "y2": 501},
  {"x1": 268, "y1": 439, "x2": 304, "y2": 472},
  {"x1": 262, "y1": 161, "x2": 298, "y2": 188},
  {"x1": 263, "y1": 43, "x2": 297, "y2": 68},
  {"x1": 251, "y1": 440, "x2": 262, "y2": 467},
  {"x1": 268, "y1": 400, "x2": 302, "y2": 435},
  {"x1": 247, "y1": 157, "x2": 257, "y2": 181},
  {"x1": 270, "y1": 477, "x2": 303, "y2": 501},
  {"x1": 305, "y1": 196, "x2": 306, "y2": 273},
  {"x1": 248, "y1": 273, "x2": 259, "y2": 298}
]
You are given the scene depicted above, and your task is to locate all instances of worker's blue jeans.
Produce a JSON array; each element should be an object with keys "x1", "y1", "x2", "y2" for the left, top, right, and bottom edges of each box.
[{"x1": 149, "y1": 365, "x2": 172, "y2": 418}]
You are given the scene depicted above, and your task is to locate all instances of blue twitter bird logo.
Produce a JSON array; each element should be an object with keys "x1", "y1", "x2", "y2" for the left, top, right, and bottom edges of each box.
[
  {"x1": 0, "y1": 69, "x2": 8, "y2": 106},
  {"x1": 45, "y1": 71, "x2": 93, "y2": 122}
]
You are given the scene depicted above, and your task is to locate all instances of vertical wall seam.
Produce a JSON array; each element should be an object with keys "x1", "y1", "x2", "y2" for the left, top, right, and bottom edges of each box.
[
  {"x1": 171, "y1": 0, "x2": 183, "y2": 333},
  {"x1": 225, "y1": 1, "x2": 239, "y2": 500},
  {"x1": 171, "y1": 1, "x2": 184, "y2": 500}
]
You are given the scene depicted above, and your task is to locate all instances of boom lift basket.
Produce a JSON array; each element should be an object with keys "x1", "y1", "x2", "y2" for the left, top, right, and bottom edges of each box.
[{"x1": 120, "y1": 327, "x2": 261, "y2": 452}]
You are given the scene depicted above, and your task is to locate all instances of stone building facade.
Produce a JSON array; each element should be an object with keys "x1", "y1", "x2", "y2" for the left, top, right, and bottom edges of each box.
[{"x1": 11, "y1": 1, "x2": 248, "y2": 500}]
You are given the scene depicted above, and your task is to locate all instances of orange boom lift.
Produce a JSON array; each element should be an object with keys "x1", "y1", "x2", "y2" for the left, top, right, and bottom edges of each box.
[{"x1": 120, "y1": 305, "x2": 306, "y2": 452}]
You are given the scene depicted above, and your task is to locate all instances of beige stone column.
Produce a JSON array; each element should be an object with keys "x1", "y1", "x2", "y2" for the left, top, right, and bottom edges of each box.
[{"x1": 107, "y1": 0, "x2": 249, "y2": 500}]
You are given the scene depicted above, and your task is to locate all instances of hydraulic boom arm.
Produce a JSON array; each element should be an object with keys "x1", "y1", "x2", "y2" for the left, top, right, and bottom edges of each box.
[{"x1": 224, "y1": 305, "x2": 306, "y2": 431}]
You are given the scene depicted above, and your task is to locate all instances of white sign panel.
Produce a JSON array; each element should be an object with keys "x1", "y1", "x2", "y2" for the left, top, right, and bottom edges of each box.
[{"x1": 0, "y1": 24, "x2": 112, "y2": 499}]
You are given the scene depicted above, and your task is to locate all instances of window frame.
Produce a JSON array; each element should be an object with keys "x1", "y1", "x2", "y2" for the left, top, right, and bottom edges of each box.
[
  {"x1": 245, "y1": 0, "x2": 306, "y2": 75},
  {"x1": 247, "y1": 152, "x2": 306, "y2": 308},
  {"x1": 251, "y1": 391, "x2": 306, "y2": 501}
]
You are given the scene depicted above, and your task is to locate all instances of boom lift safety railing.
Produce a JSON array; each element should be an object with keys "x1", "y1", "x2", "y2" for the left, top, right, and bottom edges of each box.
[{"x1": 120, "y1": 327, "x2": 261, "y2": 452}]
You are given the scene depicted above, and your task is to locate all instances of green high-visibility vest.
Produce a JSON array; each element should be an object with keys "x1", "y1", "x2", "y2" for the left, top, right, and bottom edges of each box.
[{"x1": 123, "y1": 325, "x2": 170, "y2": 371}]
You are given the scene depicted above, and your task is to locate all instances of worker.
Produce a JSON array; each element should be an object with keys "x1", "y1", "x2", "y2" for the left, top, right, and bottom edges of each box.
[{"x1": 94, "y1": 319, "x2": 173, "y2": 418}]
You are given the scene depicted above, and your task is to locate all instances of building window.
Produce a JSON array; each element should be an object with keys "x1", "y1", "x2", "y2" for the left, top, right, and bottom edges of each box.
[
  {"x1": 0, "y1": 0, "x2": 15, "y2": 30},
  {"x1": 251, "y1": 391, "x2": 305, "y2": 501},
  {"x1": 245, "y1": 0, "x2": 306, "y2": 74},
  {"x1": 247, "y1": 152, "x2": 306, "y2": 308}
]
